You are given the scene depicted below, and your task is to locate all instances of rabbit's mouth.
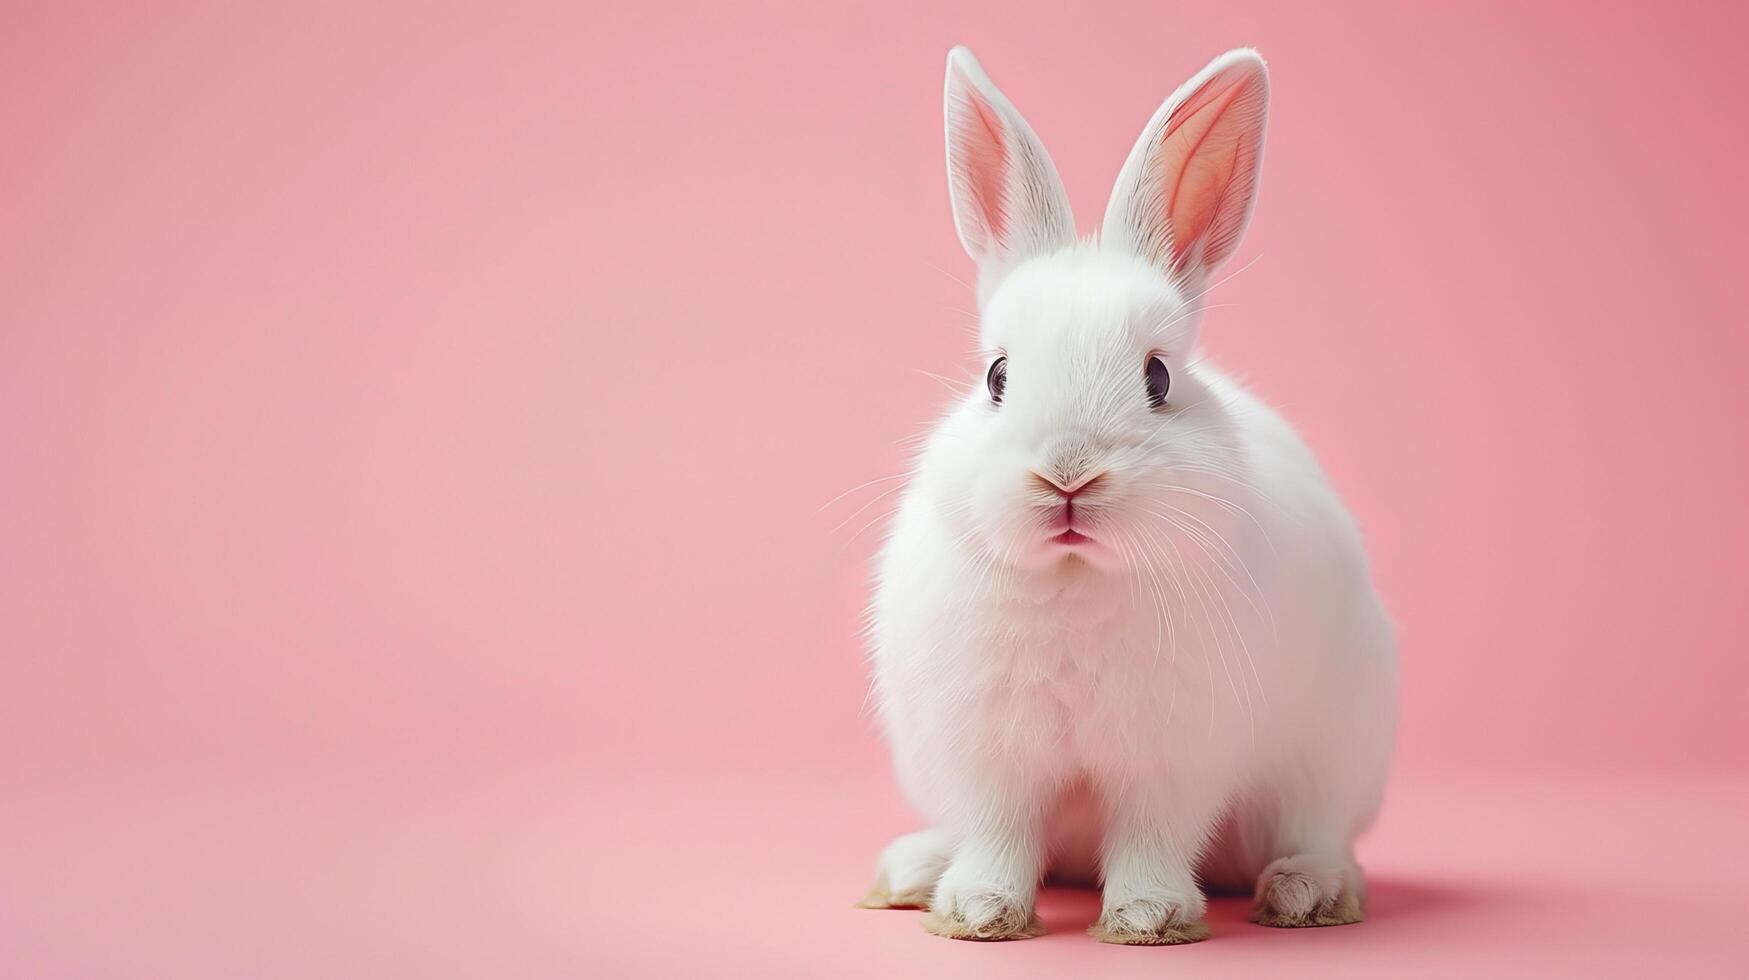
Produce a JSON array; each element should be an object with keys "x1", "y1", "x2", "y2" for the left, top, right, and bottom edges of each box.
[{"x1": 1041, "y1": 501, "x2": 1097, "y2": 547}]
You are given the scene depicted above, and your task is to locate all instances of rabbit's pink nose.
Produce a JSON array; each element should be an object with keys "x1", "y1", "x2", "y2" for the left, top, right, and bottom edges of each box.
[{"x1": 1031, "y1": 471, "x2": 1107, "y2": 499}]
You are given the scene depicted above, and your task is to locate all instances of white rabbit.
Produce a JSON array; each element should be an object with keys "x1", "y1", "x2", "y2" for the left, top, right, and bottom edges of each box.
[{"x1": 858, "y1": 47, "x2": 1397, "y2": 944}]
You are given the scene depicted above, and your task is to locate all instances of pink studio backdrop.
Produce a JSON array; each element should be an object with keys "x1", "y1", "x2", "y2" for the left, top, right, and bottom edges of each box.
[{"x1": 3, "y1": 2, "x2": 1746, "y2": 977}]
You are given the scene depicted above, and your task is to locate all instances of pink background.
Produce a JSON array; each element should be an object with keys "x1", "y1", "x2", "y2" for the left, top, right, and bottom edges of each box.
[{"x1": 3, "y1": 1, "x2": 1745, "y2": 976}]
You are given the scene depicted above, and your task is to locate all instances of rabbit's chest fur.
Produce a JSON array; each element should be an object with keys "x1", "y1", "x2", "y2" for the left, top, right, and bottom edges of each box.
[
  {"x1": 957, "y1": 589, "x2": 1244, "y2": 768},
  {"x1": 872, "y1": 503, "x2": 1268, "y2": 814}
]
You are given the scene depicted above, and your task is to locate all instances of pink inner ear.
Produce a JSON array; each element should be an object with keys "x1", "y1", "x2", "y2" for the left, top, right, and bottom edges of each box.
[
  {"x1": 1157, "y1": 68, "x2": 1263, "y2": 270},
  {"x1": 958, "y1": 85, "x2": 1010, "y2": 244}
]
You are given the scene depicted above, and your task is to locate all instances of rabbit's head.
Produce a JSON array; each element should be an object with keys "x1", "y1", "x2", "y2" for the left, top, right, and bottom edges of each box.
[{"x1": 917, "y1": 47, "x2": 1269, "y2": 573}]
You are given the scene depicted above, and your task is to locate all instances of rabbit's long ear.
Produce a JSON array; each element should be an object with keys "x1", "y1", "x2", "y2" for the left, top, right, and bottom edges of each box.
[
  {"x1": 944, "y1": 47, "x2": 1075, "y2": 298},
  {"x1": 1103, "y1": 50, "x2": 1268, "y2": 288}
]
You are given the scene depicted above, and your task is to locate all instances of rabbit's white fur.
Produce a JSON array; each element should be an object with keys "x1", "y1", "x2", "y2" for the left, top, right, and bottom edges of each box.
[{"x1": 863, "y1": 48, "x2": 1396, "y2": 944}]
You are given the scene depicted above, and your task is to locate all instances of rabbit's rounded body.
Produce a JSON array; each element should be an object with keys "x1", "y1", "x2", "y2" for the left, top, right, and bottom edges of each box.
[
  {"x1": 859, "y1": 47, "x2": 1396, "y2": 943},
  {"x1": 871, "y1": 356, "x2": 1395, "y2": 893}
]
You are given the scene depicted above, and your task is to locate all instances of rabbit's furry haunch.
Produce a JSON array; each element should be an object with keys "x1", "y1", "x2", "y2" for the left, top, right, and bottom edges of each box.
[{"x1": 860, "y1": 47, "x2": 1397, "y2": 944}]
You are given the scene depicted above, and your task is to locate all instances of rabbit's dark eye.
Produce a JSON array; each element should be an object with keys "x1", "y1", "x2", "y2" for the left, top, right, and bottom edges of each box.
[
  {"x1": 1145, "y1": 356, "x2": 1170, "y2": 408},
  {"x1": 987, "y1": 356, "x2": 1007, "y2": 405}
]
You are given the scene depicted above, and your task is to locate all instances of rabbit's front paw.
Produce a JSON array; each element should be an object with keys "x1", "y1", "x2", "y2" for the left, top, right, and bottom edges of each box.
[
  {"x1": 1089, "y1": 897, "x2": 1209, "y2": 945},
  {"x1": 923, "y1": 885, "x2": 1041, "y2": 941},
  {"x1": 1251, "y1": 854, "x2": 1365, "y2": 927}
]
